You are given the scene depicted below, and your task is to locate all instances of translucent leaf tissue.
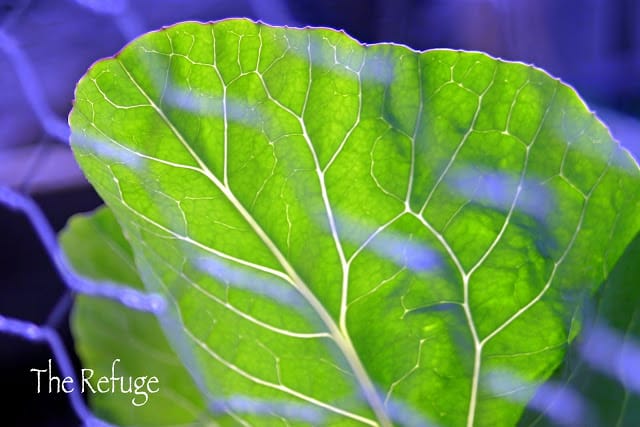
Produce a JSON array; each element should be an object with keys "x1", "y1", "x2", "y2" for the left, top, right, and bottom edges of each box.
[{"x1": 62, "y1": 19, "x2": 640, "y2": 427}]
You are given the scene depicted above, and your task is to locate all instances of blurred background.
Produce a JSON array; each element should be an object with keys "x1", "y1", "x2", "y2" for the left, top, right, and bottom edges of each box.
[{"x1": 0, "y1": 0, "x2": 638, "y2": 425}]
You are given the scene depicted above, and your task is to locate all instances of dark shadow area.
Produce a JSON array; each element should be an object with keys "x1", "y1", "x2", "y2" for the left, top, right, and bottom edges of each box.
[{"x1": 0, "y1": 187, "x2": 102, "y2": 427}]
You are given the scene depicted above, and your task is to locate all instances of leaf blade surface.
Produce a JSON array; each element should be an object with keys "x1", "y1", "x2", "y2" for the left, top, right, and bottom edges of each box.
[{"x1": 68, "y1": 19, "x2": 640, "y2": 426}]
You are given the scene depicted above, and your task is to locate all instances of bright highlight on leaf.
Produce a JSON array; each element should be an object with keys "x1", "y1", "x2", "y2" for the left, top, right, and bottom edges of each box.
[{"x1": 65, "y1": 18, "x2": 640, "y2": 426}]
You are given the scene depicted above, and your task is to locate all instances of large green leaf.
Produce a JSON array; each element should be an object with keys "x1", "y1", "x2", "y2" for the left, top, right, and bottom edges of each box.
[{"x1": 67, "y1": 19, "x2": 640, "y2": 426}]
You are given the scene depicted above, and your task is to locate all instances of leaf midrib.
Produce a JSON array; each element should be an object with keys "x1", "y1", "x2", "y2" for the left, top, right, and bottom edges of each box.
[{"x1": 114, "y1": 53, "x2": 391, "y2": 426}]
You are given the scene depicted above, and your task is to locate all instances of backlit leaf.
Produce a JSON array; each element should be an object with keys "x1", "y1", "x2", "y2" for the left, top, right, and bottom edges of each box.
[{"x1": 66, "y1": 19, "x2": 640, "y2": 426}]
